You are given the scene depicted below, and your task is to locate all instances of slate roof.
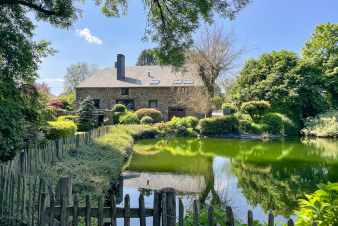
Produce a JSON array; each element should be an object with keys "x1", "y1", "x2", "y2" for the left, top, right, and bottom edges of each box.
[{"x1": 77, "y1": 65, "x2": 203, "y2": 88}]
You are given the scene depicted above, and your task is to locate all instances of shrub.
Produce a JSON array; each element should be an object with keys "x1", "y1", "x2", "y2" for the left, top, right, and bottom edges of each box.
[
  {"x1": 77, "y1": 97, "x2": 96, "y2": 132},
  {"x1": 301, "y1": 110, "x2": 338, "y2": 138},
  {"x1": 48, "y1": 98, "x2": 64, "y2": 109},
  {"x1": 296, "y1": 182, "x2": 338, "y2": 226},
  {"x1": 262, "y1": 112, "x2": 297, "y2": 136},
  {"x1": 140, "y1": 116, "x2": 154, "y2": 124},
  {"x1": 167, "y1": 116, "x2": 199, "y2": 129},
  {"x1": 135, "y1": 108, "x2": 163, "y2": 123},
  {"x1": 119, "y1": 112, "x2": 140, "y2": 124},
  {"x1": 112, "y1": 104, "x2": 127, "y2": 113},
  {"x1": 198, "y1": 116, "x2": 239, "y2": 136},
  {"x1": 222, "y1": 103, "x2": 237, "y2": 115},
  {"x1": 240, "y1": 100, "x2": 271, "y2": 121},
  {"x1": 212, "y1": 95, "x2": 225, "y2": 109},
  {"x1": 46, "y1": 118, "x2": 77, "y2": 140}
]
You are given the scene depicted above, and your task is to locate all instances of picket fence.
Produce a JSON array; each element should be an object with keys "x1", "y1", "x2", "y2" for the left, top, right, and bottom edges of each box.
[{"x1": 0, "y1": 126, "x2": 112, "y2": 226}]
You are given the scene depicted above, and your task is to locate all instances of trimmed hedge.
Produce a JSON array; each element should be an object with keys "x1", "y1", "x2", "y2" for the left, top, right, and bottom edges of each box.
[
  {"x1": 46, "y1": 118, "x2": 77, "y2": 140},
  {"x1": 140, "y1": 116, "x2": 154, "y2": 124},
  {"x1": 167, "y1": 116, "x2": 199, "y2": 129},
  {"x1": 241, "y1": 100, "x2": 271, "y2": 121},
  {"x1": 135, "y1": 108, "x2": 163, "y2": 123},
  {"x1": 198, "y1": 116, "x2": 239, "y2": 136},
  {"x1": 112, "y1": 104, "x2": 127, "y2": 113},
  {"x1": 119, "y1": 112, "x2": 140, "y2": 124}
]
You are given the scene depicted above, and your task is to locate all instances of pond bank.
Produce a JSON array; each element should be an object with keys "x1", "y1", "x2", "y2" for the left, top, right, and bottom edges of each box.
[{"x1": 46, "y1": 125, "x2": 159, "y2": 196}]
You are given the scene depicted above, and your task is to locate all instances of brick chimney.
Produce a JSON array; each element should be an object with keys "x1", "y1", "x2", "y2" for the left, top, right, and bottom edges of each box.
[{"x1": 115, "y1": 54, "x2": 125, "y2": 80}]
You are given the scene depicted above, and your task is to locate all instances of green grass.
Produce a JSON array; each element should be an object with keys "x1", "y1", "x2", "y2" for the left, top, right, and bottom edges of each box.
[{"x1": 46, "y1": 125, "x2": 159, "y2": 197}]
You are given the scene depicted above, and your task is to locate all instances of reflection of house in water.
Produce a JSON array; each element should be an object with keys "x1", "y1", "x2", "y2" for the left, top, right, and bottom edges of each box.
[{"x1": 123, "y1": 171, "x2": 206, "y2": 194}]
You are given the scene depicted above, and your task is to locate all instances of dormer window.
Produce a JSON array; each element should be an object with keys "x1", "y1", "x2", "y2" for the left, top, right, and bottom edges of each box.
[{"x1": 121, "y1": 88, "x2": 129, "y2": 95}]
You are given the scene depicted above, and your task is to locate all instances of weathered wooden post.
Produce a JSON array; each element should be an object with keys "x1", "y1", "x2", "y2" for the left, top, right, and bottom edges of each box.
[
  {"x1": 60, "y1": 177, "x2": 72, "y2": 226},
  {"x1": 193, "y1": 200, "x2": 199, "y2": 226},
  {"x1": 39, "y1": 193, "x2": 47, "y2": 226},
  {"x1": 161, "y1": 188, "x2": 176, "y2": 226},
  {"x1": 98, "y1": 196, "x2": 104, "y2": 226},
  {"x1": 178, "y1": 199, "x2": 184, "y2": 226},
  {"x1": 247, "y1": 210, "x2": 253, "y2": 226},
  {"x1": 268, "y1": 212, "x2": 274, "y2": 226},
  {"x1": 85, "y1": 195, "x2": 91, "y2": 226},
  {"x1": 153, "y1": 191, "x2": 161, "y2": 226},
  {"x1": 139, "y1": 193, "x2": 146, "y2": 226},
  {"x1": 110, "y1": 195, "x2": 117, "y2": 226},
  {"x1": 73, "y1": 194, "x2": 79, "y2": 226},
  {"x1": 225, "y1": 206, "x2": 234, "y2": 226},
  {"x1": 124, "y1": 194, "x2": 130, "y2": 226}
]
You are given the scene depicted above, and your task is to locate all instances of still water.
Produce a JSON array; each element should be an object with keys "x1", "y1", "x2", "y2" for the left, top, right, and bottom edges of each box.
[{"x1": 121, "y1": 138, "x2": 338, "y2": 225}]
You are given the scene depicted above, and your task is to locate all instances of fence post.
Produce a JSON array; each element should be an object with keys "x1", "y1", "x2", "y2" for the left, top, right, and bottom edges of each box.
[
  {"x1": 139, "y1": 193, "x2": 146, "y2": 226},
  {"x1": 225, "y1": 206, "x2": 234, "y2": 226},
  {"x1": 59, "y1": 177, "x2": 72, "y2": 226},
  {"x1": 98, "y1": 196, "x2": 104, "y2": 226},
  {"x1": 124, "y1": 194, "x2": 130, "y2": 226},
  {"x1": 39, "y1": 193, "x2": 47, "y2": 226},
  {"x1": 153, "y1": 191, "x2": 161, "y2": 226},
  {"x1": 247, "y1": 210, "x2": 253, "y2": 226},
  {"x1": 161, "y1": 188, "x2": 176, "y2": 226},
  {"x1": 178, "y1": 199, "x2": 184, "y2": 226},
  {"x1": 73, "y1": 193, "x2": 79, "y2": 226},
  {"x1": 111, "y1": 195, "x2": 117, "y2": 226},
  {"x1": 208, "y1": 206, "x2": 214, "y2": 226},
  {"x1": 193, "y1": 200, "x2": 199, "y2": 226},
  {"x1": 268, "y1": 212, "x2": 274, "y2": 226},
  {"x1": 85, "y1": 195, "x2": 91, "y2": 226}
]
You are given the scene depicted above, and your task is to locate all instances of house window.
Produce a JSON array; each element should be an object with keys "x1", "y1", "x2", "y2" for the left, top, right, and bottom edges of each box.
[
  {"x1": 121, "y1": 88, "x2": 129, "y2": 95},
  {"x1": 148, "y1": 100, "x2": 158, "y2": 108},
  {"x1": 93, "y1": 99, "x2": 100, "y2": 108}
]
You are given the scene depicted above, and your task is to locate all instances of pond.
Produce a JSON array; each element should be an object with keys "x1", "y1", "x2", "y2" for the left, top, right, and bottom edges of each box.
[{"x1": 121, "y1": 138, "x2": 338, "y2": 225}]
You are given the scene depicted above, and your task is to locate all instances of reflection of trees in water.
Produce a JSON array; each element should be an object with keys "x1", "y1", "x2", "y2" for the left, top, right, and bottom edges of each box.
[
  {"x1": 302, "y1": 138, "x2": 338, "y2": 159},
  {"x1": 231, "y1": 160, "x2": 338, "y2": 217}
]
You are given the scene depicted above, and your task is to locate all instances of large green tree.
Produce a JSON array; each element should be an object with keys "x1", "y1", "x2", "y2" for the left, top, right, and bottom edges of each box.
[
  {"x1": 0, "y1": 6, "x2": 53, "y2": 161},
  {"x1": 302, "y1": 23, "x2": 338, "y2": 107},
  {"x1": 231, "y1": 50, "x2": 327, "y2": 126}
]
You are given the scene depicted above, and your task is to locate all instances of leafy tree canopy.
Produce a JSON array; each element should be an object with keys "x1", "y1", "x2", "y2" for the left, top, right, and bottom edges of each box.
[
  {"x1": 0, "y1": 0, "x2": 249, "y2": 67},
  {"x1": 302, "y1": 23, "x2": 338, "y2": 107},
  {"x1": 136, "y1": 48, "x2": 160, "y2": 66},
  {"x1": 231, "y1": 50, "x2": 327, "y2": 125}
]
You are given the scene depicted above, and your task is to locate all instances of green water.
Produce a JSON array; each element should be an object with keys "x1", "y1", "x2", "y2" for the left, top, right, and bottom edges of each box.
[{"x1": 126, "y1": 138, "x2": 338, "y2": 222}]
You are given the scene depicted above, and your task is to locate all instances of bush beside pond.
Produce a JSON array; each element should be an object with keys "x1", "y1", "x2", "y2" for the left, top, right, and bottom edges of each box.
[
  {"x1": 301, "y1": 110, "x2": 338, "y2": 138},
  {"x1": 198, "y1": 116, "x2": 239, "y2": 136},
  {"x1": 45, "y1": 116, "x2": 77, "y2": 140}
]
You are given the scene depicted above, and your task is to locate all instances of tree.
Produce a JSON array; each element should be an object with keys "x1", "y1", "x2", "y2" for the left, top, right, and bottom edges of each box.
[
  {"x1": 231, "y1": 50, "x2": 327, "y2": 125},
  {"x1": 188, "y1": 27, "x2": 241, "y2": 101},
  {"x1": 302, "y1": 23, "x2": 338, "y2": 107},
  {"x1": 63, "y1": 63, "x2": 98, "y2": 93},
  {"x1": 136, "y1": 49, "x2": 160, "y2": 66},
  {"x1": 77, "y1": 97, "x2": 97, "y2": 132},
  {"x1": 0, "y1": 0, "x2": 249, "y2": 67}
]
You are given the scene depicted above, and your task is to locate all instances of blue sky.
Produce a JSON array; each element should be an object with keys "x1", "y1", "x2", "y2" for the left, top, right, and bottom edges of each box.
[{"x1": 35, "y1": 0, "x2": 338, "y2": 95}]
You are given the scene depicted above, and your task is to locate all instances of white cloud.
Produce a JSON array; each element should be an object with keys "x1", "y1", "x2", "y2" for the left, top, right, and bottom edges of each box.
[{"x1": 76, "y1": 28, "x2": 103, "y2": 45}]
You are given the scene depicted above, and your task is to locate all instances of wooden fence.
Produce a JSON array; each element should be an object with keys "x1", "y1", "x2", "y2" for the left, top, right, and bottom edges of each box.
[
  {"x1": 36, "y1": 177, "x2": 318, "y2": 226},
  {"x1": 0, "y1": 126, "x2": 112, "y2": 226}
]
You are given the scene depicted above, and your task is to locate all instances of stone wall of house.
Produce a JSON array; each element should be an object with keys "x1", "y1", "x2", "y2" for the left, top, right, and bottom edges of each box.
[{"x1": 76, "y1": 86, "x2": 205, "y2": 120}]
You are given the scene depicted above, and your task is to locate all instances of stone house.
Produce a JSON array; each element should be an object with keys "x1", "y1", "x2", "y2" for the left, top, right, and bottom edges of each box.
[{"x1": 76, "y1": 54, "x2": 206, "y2": 120}]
